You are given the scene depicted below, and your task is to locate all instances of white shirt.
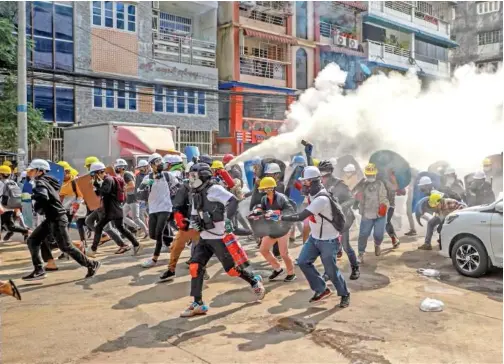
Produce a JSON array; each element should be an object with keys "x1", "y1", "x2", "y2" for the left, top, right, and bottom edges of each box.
[
  {"x1": 142, "y1": 173, "x2": 173, "y2": 214},
  {"x1": 192, "y1": 184, "x2": 233, "y2": 240},
  {"x1": 306, "y1": 191, "x2": 340, "y2": 240}
]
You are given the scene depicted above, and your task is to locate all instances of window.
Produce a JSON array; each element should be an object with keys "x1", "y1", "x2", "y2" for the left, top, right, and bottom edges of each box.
[
  {"x1": 415, "y1": 39, "x2": 448, "y2": 63},
  {"x1": 154, "y1": 87, "x2": 206, "y2": 115},
  {"x1": 34, "y1": 85, "x2": 54, "y2": 121},
  {"x1": 33, "y1": 37, "x2": 53, "y2": 69},
  {"x1": 55, "y1": 88, "x2": 74, "y2": 122},
  {"x1": 55, "y1": 5, "x2": 73, "y2": 41},
  {"x1": 30, "y1": 85, "x2": 75, "y2": 123},
  {"x1": 478, "y1": 30, "x2": 503, "y2": 45},
  {"x1": 296, "y1": 48, "x2": 308, "y2": 90},
  {"x1": 159, "y1": 12, "x2": 192, "y2": 34},
  {"x1": 33, "y1": 1, "x2": 53, "y2": 38},
  {"x1": 93, "y1": 80, "x2": 138, "y2": 111},
  {"x1": 91, "y1": 1, "x2": 136, "y2": 32},
  {"x1": 477, "y1": 1, "x2": 500, "y2": 14},
  {"x1": 243, "y1": 95, "x2": 286, "y2": 120},
  {"x1": 296, "y1": 1, "x2": 308, "y2": 39}
]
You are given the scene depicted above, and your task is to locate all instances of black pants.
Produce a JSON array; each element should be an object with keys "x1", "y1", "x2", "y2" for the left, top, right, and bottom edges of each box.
[
  {"x1": 86, "y1": 209, "x2": 124, "y2": 248},
  {"x1": 385, "y1": 207, "x2": 397, "y2": 239},
  {"x1": 149, "y1": 211, "x2": 171, "y2": 257},
  {"x1": 76, "y1": 217, "x2": 86, "y2": 241},
  {"x1": 190, "y1": 238, "x2": 257, "y2": 301},
  {"x1": 2, "y1": 211, "x2": 29, "y2": 235},
  {"x1": 28, "y1": 216, "x2": 93, "y2": 270},
  {"x1": 91, "y1": 216, "x2": 139, "y2": 251}
]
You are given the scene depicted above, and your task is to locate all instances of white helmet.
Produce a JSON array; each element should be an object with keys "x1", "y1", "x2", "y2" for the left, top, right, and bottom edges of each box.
[
  {"x1": 418, "y1": 176, "x2": 432, "y2": 186},
  {"x1": 180, "y1": 153, "x2": 187, "y2": 164},
  {"x1": 114, "y1": 158, "x2": 128, "y2": 169},
  {"x1": 136, "y1": 160, "x2": 149, "y2": 168},
  {"x1": 27, "y1": 159, "x2": 51, "y2": 171},
  {"x1": 343, "y1": 164, "x2": 356, "y2": 173},
  {"x1": 444, "y1": 167, "x2": 456, "y2": 175},
  {"x1": 264, "y1": 163, "x2": 281, "y2": 174},
  {"x1": 300, "y1": 166, "x2": 321, "y2": 181},
  {"x1": 473, "y1": 171, "x2": 486, "y2": 180},
  {"x1": 163, "y1": 154, "x2": 183, "y2": 164},
  {"x1": 89, "y1": 162, "x2": 106, "y2": 173},
  {"x1": 148, "y1": 153, "x2": 162, "y2": 164}
]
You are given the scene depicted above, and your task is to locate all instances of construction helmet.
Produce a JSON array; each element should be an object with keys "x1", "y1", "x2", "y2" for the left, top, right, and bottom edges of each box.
[
  {"x1": 343, "y1": 164, "x2": 356, "y2": 173},
  {"x1": 136, "y1": 160, "x2": 149, "y2": 169},
  {"x1": 313, "y1": 158, "x2": 320, "y2": 167},
  {"x1": 3, "y1": 160, "x2": 12, "y2": 167},
  {"x1": 84, "y1": 156, "x2": 99, "y2": 168},
  {"x1": 0, "y1": 165, "x2": 12, "y2": 175},
  {"x1": 163, "y1": 154, "x2": 183, "y2": 165},
  {"x1": 264, "y1": 163, "x2": 281, "y2": 174},
  {"x1": 70, "y1": 168, "x2": 79, "y2": 177},
  {"x1": 114, "y1": 158, "x2": 128, "y2": 169},
  {"x1": 189, "y1": 163, "x2": 213, "y2": 179},
  {"x1": 473, "y1": 171, "x2": 486, "y2": 180},
  {"x1": 57, "y1": 161, "x2": 71, "y2": 171},
  {"x1": 148, "y1": 153, "x2": 162, "y2": 165},
  {"x1": 211, "y1": 160, "x2": 224, "y2": 170},
  {"x1": 291, "y1": 155, "x2": 307, "y2": 167},
  {"x1": 199, "y1": 155, "x2": 213, "y2": 166},
  {"x1": 258, "y1": 176, "x2": 277, "y2": 190},
  {"x1": 27, "y1": 159, "x2": 51, "y2": 172},
  {"x1": 89, "y1": 162, "x2": 106, "y2": 174},
  {"x1": 364, "y1": 163, "x2": 378, "y2": 176},
  {"x1": 483, "y1": 158, "x2": 492, "y2": 167},
  {"x1": 300, "y1": 166, "x2": 321, "y2": 181},
  {"x1": 223, "y1": 154, "x2": 234, "y2": 165},
  {"x1": 428, "y1": 190, "x2": 444, "y2": 208},
  {"x1": 418, "y1": 176, "x2": 433, "y2": 186},
  {"x1": 444, "y1": 167, "x2": 456, "y2": 176},
  {"x1": 318, "y1": 160, "x2": 334, "y2": 176}
]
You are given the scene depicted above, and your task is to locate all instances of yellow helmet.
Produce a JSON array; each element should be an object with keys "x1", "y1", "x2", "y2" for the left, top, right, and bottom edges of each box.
[
  {"x1": 57, "y1": 161, "x2": 71, "y2": 171},
  {"x1": 258, "y1": 176, "x2": 277, "y2": 190},
  {"x1": 3, "y1": 160, "x2": 12, "y2": 167},
  {"x1": 312, "y1": 158, "x2": 320, "y2": 167},
  {"x1": 70, "y1": 168, "x2": 79, "y2": 177},
  {"x1": 0, "y1": 165, "x2": 12, "y2": 174},
  {"x1": 428, "y1": 190, "x2": 444, "y2": 208},
  {"x1": 483, "y1": 158, "x2": 492, "y2": 167},
  {"x1": 211, "y1": 160, "x2": 224, "y2": 170},
  {"x1": 84, "y1": 156, "x2": 99, "y2": 169},
  {"x1": 364, "y1": 163, "x2": 378, "y2": 176}
]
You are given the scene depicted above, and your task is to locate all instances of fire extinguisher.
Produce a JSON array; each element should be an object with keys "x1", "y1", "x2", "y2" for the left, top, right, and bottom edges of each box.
[
  {"x1": 222, "y1": 233, "x2": 249, "y2": 270},
  {"x1": 215, "y1": 169, "x2": 236, "y2": 189}
]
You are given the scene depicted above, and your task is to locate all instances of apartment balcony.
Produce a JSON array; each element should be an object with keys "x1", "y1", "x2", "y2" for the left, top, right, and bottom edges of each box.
[
  {"x1": 367, "y1": 1, "x2": 451, "y2": 40},
  {"x1": 239, "y1": 1, "x2": 292, "y2": 35},
  {"x1": 415, "y1": 54, "x2": 450, "y2": 78},
  {"x1": 319, "y1": 21, "x2": 365, "y2": 55},
  {"x1": 477, "y1": 43, "x2": 504, "y2": 62}
]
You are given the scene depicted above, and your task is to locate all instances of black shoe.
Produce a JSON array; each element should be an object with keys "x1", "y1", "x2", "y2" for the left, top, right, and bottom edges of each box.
[
  {"x1": 3, "y1": 231, "x2": 14, "y2": 242},
  {"x1": 309, "y1": 288, "x2": 332, "y2": 303},
  {"x1": 58, "y1": 253, "x2": 69, "y2": 260},
  {"x1": 350, "y1": 266, "x2": 360, "y2": 280},
  {"x1": 284, "y1": 274, "x2": 297, "y2": 282},
  {"x1": 159, "y1": 270, "x2": 176, "y2": 282},
  {"x1": 22, "y1": 269, "x2": 46, "y2": 281},
  {"x1": 405, "y1": 230, "x2": 417, "y2": 236},
  {"x1": 340, "y1": 293, "x2": 350, "y2": 308},
  {"x1": 268, "y1": 268, "x2": 284, "y2": 281},
  {"x1": 86, "y1": 261, "x2": 101, "y2": 278}
]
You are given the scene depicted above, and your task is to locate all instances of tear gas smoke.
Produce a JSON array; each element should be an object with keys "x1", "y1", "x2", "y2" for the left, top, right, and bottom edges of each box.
[{"x1": 231, "y1": 63, "x2": 503, "y2": 176}]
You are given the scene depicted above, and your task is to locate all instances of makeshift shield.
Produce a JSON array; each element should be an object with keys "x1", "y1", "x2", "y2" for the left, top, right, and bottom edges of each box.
[{"x1": 369, "y1": 150, "x2": 411, "y2": 190}]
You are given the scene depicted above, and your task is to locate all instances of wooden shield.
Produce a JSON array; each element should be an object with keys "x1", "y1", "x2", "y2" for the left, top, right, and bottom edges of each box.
[{"x1": 76, "y1": 175, "x2": 100, "y2": 211}]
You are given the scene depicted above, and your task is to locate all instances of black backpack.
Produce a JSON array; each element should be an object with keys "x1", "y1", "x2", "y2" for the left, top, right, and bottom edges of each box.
[
  {"x1": 2, "y1": 180, "x2": 22, "y2": 209},
  {"x1": 313, "y1": 191, "x2": 346, "y2": 234}
]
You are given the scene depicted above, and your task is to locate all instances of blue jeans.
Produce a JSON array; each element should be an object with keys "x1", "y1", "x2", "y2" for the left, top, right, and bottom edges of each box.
[
  {"x1": 340, "y1": 231, "x2": 359, "y2": 268},
  {"x1": 357, "y1": 216, "x2": 386, "y2": 254},
  {"x1": 298, "y1": 236, "x2": 349, "y2": 296}
]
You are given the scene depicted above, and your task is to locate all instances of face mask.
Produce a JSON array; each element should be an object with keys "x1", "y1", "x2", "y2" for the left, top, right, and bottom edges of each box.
[
  {"x1": 366, "y1": 177, "x2": 376, "y2": 183},
  {"x1": 156, "y1": 164, "x2": 164, "y2": 173},
  {"x1": 189, "y1": 174, "x2": 202, "y2": 189}
]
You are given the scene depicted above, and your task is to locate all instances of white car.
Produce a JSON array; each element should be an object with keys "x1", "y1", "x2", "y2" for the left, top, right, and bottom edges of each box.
[{"x1": 440, "y1": 199, "x2": 503, "y2": 277}]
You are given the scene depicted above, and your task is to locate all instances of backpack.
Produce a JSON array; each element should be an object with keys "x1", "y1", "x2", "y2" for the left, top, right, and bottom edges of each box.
[
  {"x1": 314, "y1": 191, "x2": 346, "y2": 234},
  {"x1": 149, "y1": 172, "x2": 180, "y2": 197},
  {"x1": 110, "y1": 175, "x2": 126, "y2": 203},
  {"x1": 2, "y1": 180, "x2": 22, "y2": 209}
]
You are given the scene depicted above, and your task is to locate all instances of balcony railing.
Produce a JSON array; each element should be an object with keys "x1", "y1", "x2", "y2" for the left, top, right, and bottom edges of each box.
[
  {"x1": 254, "y1": 1, "x2": 293, "y2": 15},
  {"x1": 152, "y1": 31, "x2": 216, "y2": 68},
  {"x1": 240, "y1": 57, "x2": 286, "y2": 80},
  {"x1": 239, "y1": 9, "x2": 286, "y2": 26}
]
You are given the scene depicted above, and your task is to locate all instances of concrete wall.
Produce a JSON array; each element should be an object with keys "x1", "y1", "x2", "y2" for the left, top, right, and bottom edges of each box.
[
  {"x1": 217, "y1": 26, "x2": 235, "y2": 81},
  {"x1": 450, "y1": 1, "x2": 503, "y2": 66},
  {"x1": 218, "y1": 1, "x2": 234, "y2": 25}
]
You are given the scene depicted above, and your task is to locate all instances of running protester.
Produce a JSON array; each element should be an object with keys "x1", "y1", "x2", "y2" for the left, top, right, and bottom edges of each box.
[
  {"x1": 275, "y1": 166, "x2": 350, "y2": 307},
  {"x1": 181, "y1": 163, "x2": 266, "y2": 317},
  {"x1": 0, "y1": 165, "x2": 30, "y2": 242},
  {"x1": 22, "y1": 160, "x2": 100, "y2": 281},
  {"x1": 134, "y1": 160, "x2": 150, "y2": 227}
]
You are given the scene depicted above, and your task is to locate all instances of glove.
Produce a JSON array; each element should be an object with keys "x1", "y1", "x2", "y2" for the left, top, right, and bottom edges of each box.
[
  {"x1": 174, "y1": 211, "x2": 188, "y2": 230},
  {"x1": 225, "y1": 219, "x2": 234, "y2": 233},
  {"x1": 146, "y1": 179, "x2": 154, "y2": 186},
  {"x1": 378, "y1": 203, "x2": 388, "y2": 217},
  {"x1": 252, "y1": 207, "x2": 263, "y2": 215}
]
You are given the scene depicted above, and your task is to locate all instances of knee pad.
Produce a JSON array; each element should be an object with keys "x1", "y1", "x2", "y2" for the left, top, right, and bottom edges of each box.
[
  {"x1": 189, "y1": 263, "x2": 200, "y2": 278},
  {"x1": 226, "y1": 267, "x2": 241, "y2": 277}
]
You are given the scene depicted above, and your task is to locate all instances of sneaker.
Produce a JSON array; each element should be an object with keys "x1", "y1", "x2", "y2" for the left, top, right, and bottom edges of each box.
[
  {"x1": 374, "y1": 244, "x2": 381, "y2": 256},
  {"x1": 3, "y1": 231, "x2": 14, "y2": 242},
  {"x1": 268, "y1": 268, "x2": 284, "y2": 281},
  {"x1": 133, "y1": 245, "x2": 143, "y2": 256},
  {"x1": 141, "y1": 258, "x2": 158, "y2": 268},
  {"x1": 340, "y1": 293, "x2": 350, "y2": 308},
  {"x1": 22, "y1": 269, "x2": 46, "y2": 281},
  {"x1": 322, "y1": 273, "x2": 330, "y2": 282},
  {"x1": 350, "y1": 266, "x2": 360, "y2": 280},
  {"x1": 86, "y1": 261, "x2": 101, "y2": 278},
  {"x1": 180, "y1": 302, "x2": 209, "y2": 317},
  {"x1": 417, "y1": 243, "x2": 432, "y2": 250},
  {"x1": 284, "y1": 274, "x2": 297, "y2": 282},
  {"x1": 86, "y1": 248, "x2": 97, "y2": 258},
  {"x1": 309, "y1": 288, "x2": 332, "y2": 303},
  {"x1": 405, "y1": 229, "x2": 417, "y2": 236},
  {"x1": 159, "y1": 270, "x2": 176, "y2": 282},
  {"x1": 252, "y1": 280, "x2": 266, "y2": 301},
  {"x1": 391, "y1": 237, "x2": 400, "y2": 249},
  {"x1": 358, "y1": 253, "x2": 364, "y2": 264}
]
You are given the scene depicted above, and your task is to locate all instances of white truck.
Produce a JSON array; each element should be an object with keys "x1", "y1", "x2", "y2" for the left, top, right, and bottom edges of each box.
[{"x1": 63, "y1": 121, "x2": 177, "y2": 174}]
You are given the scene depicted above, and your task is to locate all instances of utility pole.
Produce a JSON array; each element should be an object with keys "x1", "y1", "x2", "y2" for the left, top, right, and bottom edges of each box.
[{"x1": 17, "y1": 1, "x2": 28, "y2": 171}]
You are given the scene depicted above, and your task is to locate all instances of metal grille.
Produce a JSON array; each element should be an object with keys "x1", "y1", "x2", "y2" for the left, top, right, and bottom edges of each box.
[
  {"x1": 176, "y1": 129, "x2": 212, "y2": 156},
  {"x1": 153, "y1": 32, "x2": 216, "y2": 68},
  {"x1": 239, "y1": 9, "x2": 285, "y2": 26},
  {"x1": 159, "y1": 12, "x2": 192, "y2": 34},
  {"x1": 241, "y1": 41, "x2": 290, "y2": 63},
  {"x1": 240, "y1": 57, "x2": 286, "y2": 80}
]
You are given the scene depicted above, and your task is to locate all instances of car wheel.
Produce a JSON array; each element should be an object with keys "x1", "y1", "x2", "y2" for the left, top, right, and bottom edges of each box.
[{"x1": 451, "y1": 237, "x2": 488, "y2": 278}]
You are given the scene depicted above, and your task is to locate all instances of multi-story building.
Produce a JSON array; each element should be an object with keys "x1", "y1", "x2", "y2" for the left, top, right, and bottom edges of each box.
[{"x1": 450, "y1": 1, "x2": 503, "y2": 71}]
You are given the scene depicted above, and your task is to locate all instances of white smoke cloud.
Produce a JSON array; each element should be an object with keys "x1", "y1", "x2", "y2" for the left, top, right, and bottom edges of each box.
[{"x1": 231, "y1": 63, "x2": 503, "y2": 177}]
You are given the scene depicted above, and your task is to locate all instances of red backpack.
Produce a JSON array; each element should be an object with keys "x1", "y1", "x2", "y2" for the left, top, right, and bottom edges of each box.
[{"x1": 111, "y1": 175, "x2": 126, "y2": 202}]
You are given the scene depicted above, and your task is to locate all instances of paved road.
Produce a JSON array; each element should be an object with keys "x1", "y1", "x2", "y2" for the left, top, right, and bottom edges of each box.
[{"x1": 1, "y1": 231, "x2": 502, "y2": 364}]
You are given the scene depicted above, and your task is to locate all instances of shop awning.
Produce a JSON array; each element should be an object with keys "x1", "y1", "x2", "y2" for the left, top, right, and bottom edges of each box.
[
  {"x1": 116, "y1": 126, "x2": 175, "y2": 156},
  {"x1": 243, "y1": 28, "x2": 298, "y2": 45}
]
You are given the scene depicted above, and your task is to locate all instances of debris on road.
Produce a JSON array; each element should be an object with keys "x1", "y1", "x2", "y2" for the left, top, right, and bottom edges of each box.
[
  {"x1": 417, "y1": 268, "x2": 441, "y2": 278},
  {"x1": 420, "y1": 298, "x2": 445, "y2": 312}
]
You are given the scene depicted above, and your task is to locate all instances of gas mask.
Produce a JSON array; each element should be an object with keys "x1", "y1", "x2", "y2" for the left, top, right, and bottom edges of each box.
[
  {"x1": 189, "y1": 172, "x2": 203, "y2": 189},
  {"x1": 302, "y1": 178, "x2": 322, "y2": 196},
  {"x1": 470, "y1": 180, "x2": 484, "y2": 192}
]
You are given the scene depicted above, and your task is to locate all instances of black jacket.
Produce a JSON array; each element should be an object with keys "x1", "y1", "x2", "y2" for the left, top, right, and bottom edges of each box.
[
  {"x1": 94, "y1": 176, "x2": 123, "y2": 219},
  {"x1": 32, "y1": 175, "x2": 67, "y2": 219},
  {"x1": 172, "y1": 181, "x2": 191, "y2": 218},
  {"x1": 467, "y1": 181, "x2": 495, "y2": 207},
  {"x1": 323, "y1": 176, "x2": 352, "y2": 204}
]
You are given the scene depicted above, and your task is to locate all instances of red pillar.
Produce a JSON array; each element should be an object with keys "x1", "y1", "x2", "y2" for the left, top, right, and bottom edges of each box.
[{"x1": 229, "y1": 86, "x2": 244, "y2": 155}]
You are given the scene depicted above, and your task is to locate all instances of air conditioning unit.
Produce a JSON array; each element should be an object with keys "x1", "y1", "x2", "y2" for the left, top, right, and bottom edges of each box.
[
  {"x1": 348, "y1": 39, "x2": 359, "y2": 50},
  {"x1": 241, "y1": 1, "x2": 256, "y2": 8},
  {"x1": 333, "y1": 35, "x2": 348, "y2": 47}
]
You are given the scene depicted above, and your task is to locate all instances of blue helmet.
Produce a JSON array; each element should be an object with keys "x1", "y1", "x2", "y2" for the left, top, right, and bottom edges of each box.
[{"x1": 291, "y1": 155, "x2": 306, "y2": 167}]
